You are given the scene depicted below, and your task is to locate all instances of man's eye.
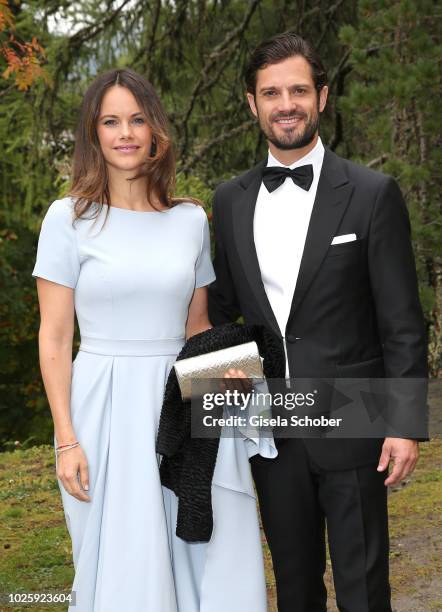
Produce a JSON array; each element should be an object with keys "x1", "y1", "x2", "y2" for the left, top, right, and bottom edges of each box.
[
  {"x1": 264, "y1": 91, "x2": 276, "y2": 97},
  {"x1": 294, "y1": 88, "x2": 306, "y2": 94}
]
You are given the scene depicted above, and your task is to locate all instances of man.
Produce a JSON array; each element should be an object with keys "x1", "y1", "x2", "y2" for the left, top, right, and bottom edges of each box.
[{"x1": 208, "y1": 32, "x2": 427, "y2": 612}]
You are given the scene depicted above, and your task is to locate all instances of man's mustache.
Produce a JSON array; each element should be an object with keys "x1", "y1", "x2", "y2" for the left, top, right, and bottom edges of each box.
[{"x1": 270, "y1": 112, "x2": 307, "y2": 122}]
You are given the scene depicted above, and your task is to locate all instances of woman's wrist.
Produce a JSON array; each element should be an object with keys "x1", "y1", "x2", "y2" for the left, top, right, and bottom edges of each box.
[{"x1": 55, "y1": 430, "x2": 77, "y2": 446}]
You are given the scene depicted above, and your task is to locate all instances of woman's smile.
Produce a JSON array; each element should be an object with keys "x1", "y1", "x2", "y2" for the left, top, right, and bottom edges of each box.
[{"x1": 113, "y1": 144, "x2": 141, "y2": 153}]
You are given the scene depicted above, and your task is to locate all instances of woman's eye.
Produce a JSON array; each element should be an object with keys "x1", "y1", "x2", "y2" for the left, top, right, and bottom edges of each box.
[
  {"x1": 103, "y1": 119, "x2": 117, "y2": 126},
  {"x1": 133, "y1": 117, "x2": 145, "y2": 124}
]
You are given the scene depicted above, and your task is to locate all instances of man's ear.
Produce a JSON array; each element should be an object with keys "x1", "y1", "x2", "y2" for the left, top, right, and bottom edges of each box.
[
  {"x1": 319, "y1": 85, "x2": 328, "y2": 113},
  {"x1": 246, "y1": 92, "x2": 258, "y2": 118}
]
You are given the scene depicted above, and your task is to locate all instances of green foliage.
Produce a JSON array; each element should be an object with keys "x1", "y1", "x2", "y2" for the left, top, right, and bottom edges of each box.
[
  {"x1": 175, "y1": 173, "x2": 213, "y2": 211},
  {"x1": 338, "y1": 0, "x2": 441, "y2": 373},
  {"x1": 0, "y1": 219, "x2": 52, "y2": 450}
]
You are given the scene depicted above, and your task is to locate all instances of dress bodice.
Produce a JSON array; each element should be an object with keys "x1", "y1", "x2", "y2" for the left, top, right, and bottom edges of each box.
[{"x1": 32, "y1": 198, "x2": 215, "y2": 342}]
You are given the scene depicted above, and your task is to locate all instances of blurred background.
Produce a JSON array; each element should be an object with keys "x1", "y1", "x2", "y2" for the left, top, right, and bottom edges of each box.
[{"x1": 0, "y1": 0, "x2": 440, "y2": 448}]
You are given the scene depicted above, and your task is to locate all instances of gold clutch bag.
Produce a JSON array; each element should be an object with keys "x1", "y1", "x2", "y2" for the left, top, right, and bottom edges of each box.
[{"x1": 174, "y1": 341, "x2": 264, "y2": 401}]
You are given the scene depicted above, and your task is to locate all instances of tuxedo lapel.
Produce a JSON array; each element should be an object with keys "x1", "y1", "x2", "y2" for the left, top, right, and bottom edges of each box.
[
  {"x1": 233, "y1": 160, "x2": 281, "y2": 337},
  {"x1": 286, "y1": 149, "x2": 355, "y2": 331}
]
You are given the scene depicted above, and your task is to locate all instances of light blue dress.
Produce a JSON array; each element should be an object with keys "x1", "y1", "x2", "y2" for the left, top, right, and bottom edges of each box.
[{"x1": 32, "y1": 197, "x2": 274, "y2": 612}]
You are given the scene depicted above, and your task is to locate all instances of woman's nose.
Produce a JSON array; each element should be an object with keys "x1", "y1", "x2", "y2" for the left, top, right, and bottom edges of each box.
[{"x1": 119, "y1": 120, "x2": 132, "y2": 139}]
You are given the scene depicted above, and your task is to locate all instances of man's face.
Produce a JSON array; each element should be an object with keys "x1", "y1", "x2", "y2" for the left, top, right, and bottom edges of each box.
[{"x1": 247, "y1": 55, "x2": 328, "y2": 151}]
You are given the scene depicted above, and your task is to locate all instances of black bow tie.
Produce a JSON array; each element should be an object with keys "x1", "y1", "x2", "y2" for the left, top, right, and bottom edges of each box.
[{"x1": 262, "y1": 164, "x2": 314, "y2": 193}]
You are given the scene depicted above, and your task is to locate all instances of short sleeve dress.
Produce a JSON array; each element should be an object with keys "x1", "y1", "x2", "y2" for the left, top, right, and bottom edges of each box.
[{"x1": 32, "y1": 198, "x2": 270, "y2": 612}]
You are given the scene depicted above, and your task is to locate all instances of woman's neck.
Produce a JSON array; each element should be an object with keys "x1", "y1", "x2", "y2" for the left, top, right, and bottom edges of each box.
[{"x1": 107, "y1": 168, "x2": 160, "y2": 212}]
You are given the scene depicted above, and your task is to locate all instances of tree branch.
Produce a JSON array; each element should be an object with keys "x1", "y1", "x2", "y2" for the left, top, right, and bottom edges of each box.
[
  {"x1": 316, "y1": 0, "x2": 346, "y2": 49},
  {"x1": 366, "y1": 154, "x2": 389, "y2": 168},
  {"x1": 328, "y1": 52, "x2": 352, "y2": 151},
  {"x1": 69, "y1": 0, "x2": 133, "y2": 48},
  {"x1": 179, "y1": 0, "x2": 261, "y2": 161},
  {"x1": 145, "y1": 0, "x2": 162, "y2": 80},
  {"x1": 178, "y1": 119, "x2": 255, "y2": 174}
]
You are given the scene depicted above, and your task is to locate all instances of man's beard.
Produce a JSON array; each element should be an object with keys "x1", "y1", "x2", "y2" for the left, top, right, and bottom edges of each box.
[{"x1": 258, "y1": 108, "x2": 320, "y2": 151}]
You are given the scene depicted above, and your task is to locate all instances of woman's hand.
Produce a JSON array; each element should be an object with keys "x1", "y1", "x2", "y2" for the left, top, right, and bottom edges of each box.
[
  {"x1": 222, "y1": 368, "x2": 253, "y2": 393},
  {"x1": 56, "y1": 445, "x2": 91, "y2": 502}
]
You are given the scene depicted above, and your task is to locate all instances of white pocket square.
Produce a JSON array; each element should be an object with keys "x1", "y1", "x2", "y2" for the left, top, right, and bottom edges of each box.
[{"x1": 331, "y1": 233, "x2": 357, "y2": 245}]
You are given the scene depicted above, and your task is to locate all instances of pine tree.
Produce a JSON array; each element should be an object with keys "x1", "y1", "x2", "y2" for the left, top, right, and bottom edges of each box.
[{"x1": 339, "y1": 0, "x2": 441, "y2": 374}]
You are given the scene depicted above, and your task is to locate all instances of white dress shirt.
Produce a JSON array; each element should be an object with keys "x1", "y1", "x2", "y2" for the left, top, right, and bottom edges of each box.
[{"x1": 253, "y1": 136, "x2": 325, "y2": 376}]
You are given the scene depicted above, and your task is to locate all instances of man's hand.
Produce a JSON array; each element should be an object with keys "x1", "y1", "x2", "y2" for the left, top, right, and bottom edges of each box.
[{"x1": 377, "y1": 437, "x2": 419, "y2": 486}]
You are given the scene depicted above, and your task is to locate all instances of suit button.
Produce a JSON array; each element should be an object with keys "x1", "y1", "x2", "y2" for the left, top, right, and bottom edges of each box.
[{"x1": 286, "y1": 334, "x2": 298, "y2": 343}]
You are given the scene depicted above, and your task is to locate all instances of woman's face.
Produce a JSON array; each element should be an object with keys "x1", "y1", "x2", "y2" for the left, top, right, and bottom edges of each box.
[{"x1": 96, "y1": 85, "x2": 153, "y2": 173}]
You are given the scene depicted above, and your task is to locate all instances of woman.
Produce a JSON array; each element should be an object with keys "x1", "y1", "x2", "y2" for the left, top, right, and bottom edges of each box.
[{"x1": 33, "y1": 68, "x2": 271, "y2": 611}]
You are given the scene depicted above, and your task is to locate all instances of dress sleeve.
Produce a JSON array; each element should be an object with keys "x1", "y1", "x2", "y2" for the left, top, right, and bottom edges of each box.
[
  {"x1": 32, "y1": 199, "x2": 81, "y2": 289},
  {"x1": 195, "y1": 209, "x2": 216, "y2": 289}
]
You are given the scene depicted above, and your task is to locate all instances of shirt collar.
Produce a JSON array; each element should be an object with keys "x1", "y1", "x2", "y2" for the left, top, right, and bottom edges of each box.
[{"x1": 266, "y1": 136, "x2": 324, "y2": 171}]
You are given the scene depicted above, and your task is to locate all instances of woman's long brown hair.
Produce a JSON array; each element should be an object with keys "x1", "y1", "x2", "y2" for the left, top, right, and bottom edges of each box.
[{"x1": 69, "y1": 68, "x2": 197, "y2": 220}]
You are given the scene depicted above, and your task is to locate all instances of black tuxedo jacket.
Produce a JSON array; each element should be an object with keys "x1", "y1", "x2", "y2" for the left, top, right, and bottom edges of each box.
[{"x1": 208, "y1": 147, "x2": 428, "y2": 470}]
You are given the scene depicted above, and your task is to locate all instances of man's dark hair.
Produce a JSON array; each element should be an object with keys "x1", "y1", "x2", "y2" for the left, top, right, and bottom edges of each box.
[{"x1": 245, "y1": 31, "x2": 328, "y2": 95}]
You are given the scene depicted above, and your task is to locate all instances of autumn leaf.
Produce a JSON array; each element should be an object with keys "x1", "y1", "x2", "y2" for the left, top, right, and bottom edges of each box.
[
  {"x1": 0, "y1": 0, "x2": 49, "y2": 90},
  {"x1": 0, "y1": 0, "x2": 14, "y2": 33}
]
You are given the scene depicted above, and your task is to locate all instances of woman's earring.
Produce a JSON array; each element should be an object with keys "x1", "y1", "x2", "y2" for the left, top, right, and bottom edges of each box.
[{"x1": 150, "y1": 138, "x2": 157, "y2": 157}]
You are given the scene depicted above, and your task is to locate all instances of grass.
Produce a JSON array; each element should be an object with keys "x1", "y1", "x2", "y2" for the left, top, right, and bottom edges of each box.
[
  {"x1": 0, "y1": 438, "x2": 440, "y2": 611},
  {"x1": 0, "y1": 446, "x2": 73, "y2": 611}
]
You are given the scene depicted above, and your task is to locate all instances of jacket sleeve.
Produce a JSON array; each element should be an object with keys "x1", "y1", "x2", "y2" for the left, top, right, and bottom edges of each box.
[
  {"x1": 368, "y1": 177, "x2": 428, "y2": 440},
  {"x1": 368, "y1": 176, "x2": 427, "y2": 378},
  {"x1": 207, "y1": 187, "x2": 241, "y2": 325}
]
